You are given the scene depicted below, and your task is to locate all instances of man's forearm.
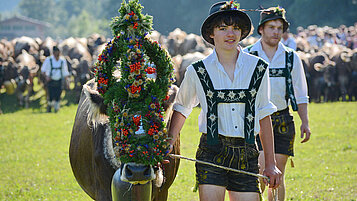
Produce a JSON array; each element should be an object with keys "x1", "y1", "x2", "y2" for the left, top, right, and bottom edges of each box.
[
  {"x1": 297, "y1": 103, "x2": 309, "y2": 124},
  {"x1": 168, "y1": 110, "x2": 186, "y2": 145},
  {"x1": 259, "y1": 115, "x2": 276, "y2": 167}
]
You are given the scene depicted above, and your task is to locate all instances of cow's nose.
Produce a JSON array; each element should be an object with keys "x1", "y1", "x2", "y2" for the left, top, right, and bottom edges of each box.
[{"x1": 124, "y1": 164, "x2": 153, "y2": 181}]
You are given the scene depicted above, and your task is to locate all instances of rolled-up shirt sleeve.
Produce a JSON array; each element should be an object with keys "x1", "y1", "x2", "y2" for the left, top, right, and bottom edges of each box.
[
  {"x1": 292, "y1": 53, "x2": 309, "y2": 104},
  {"x1": 62, "y1": 59, "x2": 70, "y2": 77},
  {"x1": 41, "y1": 58, "x2": 50, "y2": 76},
  {"x1": 256, "y1": 65, "x2": 277, "y2": 120},
  {"x1": 173, "y1": 65, "x2": 199, "y2": 118}
]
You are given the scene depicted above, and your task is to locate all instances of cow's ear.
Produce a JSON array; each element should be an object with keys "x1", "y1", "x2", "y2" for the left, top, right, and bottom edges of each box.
[
  {"x1": 83, "y1": 81, "x2": 107, "y2": 115},
  {"x1": 89, "y1": 92, "x2": 107, "y2": 115},
  {"x1": 163, "y1": 85, "x2": 178, "y2": 111}
]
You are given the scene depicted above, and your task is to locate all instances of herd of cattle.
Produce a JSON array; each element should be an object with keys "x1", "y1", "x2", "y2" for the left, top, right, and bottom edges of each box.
[{"x1": 1, "y1": 27, "x2": 357, "y2": 112}]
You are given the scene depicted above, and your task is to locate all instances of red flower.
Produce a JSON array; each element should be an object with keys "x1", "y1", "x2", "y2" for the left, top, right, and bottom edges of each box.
[
  {"x1": 133, "y1": 115, "x2": 141, "y2": 126},
  {"x1": 145, "y1": 67, "x2": 156, "y2": 74},
  {"x1": 133, "y1": 22, "x2": 138, "y2": 29},
  {"x1": 129, "y1": 62, "x2": 142, "y2": 73},
  {"x1": 130, "y1": 85, "x2": 141, "y2": 94}
]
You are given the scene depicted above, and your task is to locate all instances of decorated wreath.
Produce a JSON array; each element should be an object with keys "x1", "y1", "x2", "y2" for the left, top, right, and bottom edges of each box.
[{"x1": 93, "y1": 0, "x2": 175, "y2": 165}]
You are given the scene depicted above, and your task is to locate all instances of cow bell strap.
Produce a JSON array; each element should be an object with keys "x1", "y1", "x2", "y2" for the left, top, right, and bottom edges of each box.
[
  {"x1": 192, "y1": 59, "x2": 268, "y2": 145},
  {"x1": 248, "y1": 49, "x2": 298, "y2": 111}
]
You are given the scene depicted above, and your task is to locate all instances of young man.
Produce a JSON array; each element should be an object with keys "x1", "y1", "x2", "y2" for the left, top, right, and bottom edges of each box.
[
  {"x1": 41, "y1": 46, "x2": 70, "y2": 112},
  {"x1": 168, "y1": 1, "x2": 281, "y2": 200},
  {"x1": 243, "y1": 7, "x2": 311, "y2": 201}
]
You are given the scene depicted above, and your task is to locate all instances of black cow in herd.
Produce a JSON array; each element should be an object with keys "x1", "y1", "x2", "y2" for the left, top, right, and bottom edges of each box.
[{"x1": 69, "y1": 79, "x2": 180, "y2": 201}]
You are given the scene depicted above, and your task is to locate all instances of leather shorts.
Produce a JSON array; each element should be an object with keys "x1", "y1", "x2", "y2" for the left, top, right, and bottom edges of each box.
[
  {"x1": 256, "y1": 108, "x2": 296, "y2": 156},
  {"x1": 195, "y1": 133, "x2": 260, "y2": 193}
]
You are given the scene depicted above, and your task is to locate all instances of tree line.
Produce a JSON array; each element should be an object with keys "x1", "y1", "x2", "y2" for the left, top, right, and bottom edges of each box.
[{"x1": 11, "y1": 0, "x2": 357, "y2": 38}]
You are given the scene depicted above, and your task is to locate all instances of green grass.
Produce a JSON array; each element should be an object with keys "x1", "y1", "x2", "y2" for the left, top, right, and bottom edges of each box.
[{"x1": 0, "y1": 101, "x2": 356, "y2": 200}]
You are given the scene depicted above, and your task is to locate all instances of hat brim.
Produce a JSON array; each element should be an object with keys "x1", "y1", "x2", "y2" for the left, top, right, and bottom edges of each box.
[
  {"x1": 201, "y1": 10, "x2": 252, "y2": 45},
  {"x1": 257, "y1": 16, "x2": 290, "y2": 35}
]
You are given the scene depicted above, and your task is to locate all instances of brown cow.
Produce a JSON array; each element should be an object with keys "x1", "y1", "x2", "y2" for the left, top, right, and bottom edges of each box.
[{"x1": 69, "y1": 79, "x2": 180, "y2": 201}]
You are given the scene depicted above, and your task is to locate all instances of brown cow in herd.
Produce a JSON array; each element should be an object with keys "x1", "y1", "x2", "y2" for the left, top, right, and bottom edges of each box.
[{"x1": 69, "y1": 79, "x2": 180, "y2": 201}]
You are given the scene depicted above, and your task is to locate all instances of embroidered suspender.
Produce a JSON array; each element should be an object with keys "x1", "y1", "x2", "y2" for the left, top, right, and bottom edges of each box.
[
  {"x1": 192, "y1": 60, "x2": 268, "y2": 145},
  {"x1": 247, "y1": 47, "x2": 298, "y2": 111},
  {"x1": 50, "y1": 58, "x2": 63, "y2": 79}
]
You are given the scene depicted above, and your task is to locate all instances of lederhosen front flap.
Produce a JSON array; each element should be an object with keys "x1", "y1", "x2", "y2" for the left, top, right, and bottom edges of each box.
[
  {"x1": 248, "y1": 47, "x2": 298, "y2": 111},
  {"x1": 192, "y1": 59, "x2": 268, "y2": 145}
]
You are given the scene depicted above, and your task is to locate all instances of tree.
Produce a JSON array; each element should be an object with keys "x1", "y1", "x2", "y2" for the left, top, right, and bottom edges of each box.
[
  {"x1": 18, "y1": 0, "x2": 55, "y2": 22},
  {"x1": 66, "y1": 10, "x2": 109, "y2": 38}
]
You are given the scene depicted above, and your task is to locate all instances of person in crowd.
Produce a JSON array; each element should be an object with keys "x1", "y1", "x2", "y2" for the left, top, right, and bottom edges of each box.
[
  {"x1": 41, "y1": 46, "x2": 70, "y2": 112},
  {"x1": 281, "y1": 29, "x2": 297, "y2": 50},
  {"x1": 244, "y1": 6, "x2": 311, "y2": 201},
  {"x1": 168, "y1": 1, "x2": 282, "y2": 200}
]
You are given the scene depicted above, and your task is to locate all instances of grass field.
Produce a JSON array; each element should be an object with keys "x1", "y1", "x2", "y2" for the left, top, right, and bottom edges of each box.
[{"x1": 0, "y1": 96, "x2": 356, "y2": 200}]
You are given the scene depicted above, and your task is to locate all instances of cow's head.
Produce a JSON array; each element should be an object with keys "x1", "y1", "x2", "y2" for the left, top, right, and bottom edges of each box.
[
  {"x1": 314, "y1": 60, "x2": 337, "y2": 87},
  {"x1": 83, "y1": 79, "x2": 177, "y2": 185}
]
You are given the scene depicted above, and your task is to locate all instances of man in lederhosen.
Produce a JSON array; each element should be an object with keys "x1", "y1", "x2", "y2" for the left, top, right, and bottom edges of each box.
[
  {"x1": 41, "y1": 46, "x2": 70, "y2": 113},
  {"x1": 167, "y1": 1, "x2": 282, "y2": 200},
  {"x1": 243, "y1": 7, "x2": 311, "y2": 201}
]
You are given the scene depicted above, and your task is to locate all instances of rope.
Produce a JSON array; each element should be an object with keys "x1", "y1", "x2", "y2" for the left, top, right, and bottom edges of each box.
[
  {"x1": 169, "y1": 154, "x2": 279, "y2": 201},
  {"x1": 169, "y1": 154, "x2": 269, "y2": 181}
]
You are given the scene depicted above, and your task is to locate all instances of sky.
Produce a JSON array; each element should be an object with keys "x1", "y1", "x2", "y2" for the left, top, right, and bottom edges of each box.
[{"x1": 0, "y1": 0, "x2": 20, "y2": 12}]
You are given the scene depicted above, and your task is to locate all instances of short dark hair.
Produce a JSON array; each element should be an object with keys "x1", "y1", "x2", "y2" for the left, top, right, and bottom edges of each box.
[
  {"x1": 53, "y1": 46, "x2": 60, "y2": 52},
  {"x1": 204, "y1": 13, "x2": 250, "y2": 45}
]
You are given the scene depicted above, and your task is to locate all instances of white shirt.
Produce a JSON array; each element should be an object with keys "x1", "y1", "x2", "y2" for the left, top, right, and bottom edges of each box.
[
  {"x1": 173, "y1": 47, "x2": 277, "y2": 138},
  {"x1": 243, "y1": 39, "x2": 309, "y2": 111},
  {"x1": 281, "y1": 37, "x2": 297, "y2": 50},
  {"x1": 41, "y1": 55, "x2": 70, "y2": 81}
]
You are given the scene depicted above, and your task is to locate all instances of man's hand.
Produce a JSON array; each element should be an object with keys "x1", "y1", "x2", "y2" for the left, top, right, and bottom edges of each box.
[
  {"x1": 45, "y1": 75, "x2": 51, "y2": 83},
  {"x1": 300, "y1": 122, "x2": 311, "y2": 143},
  {"x1": 263, "y1": 165, "x2": 282, "y2": 189}
]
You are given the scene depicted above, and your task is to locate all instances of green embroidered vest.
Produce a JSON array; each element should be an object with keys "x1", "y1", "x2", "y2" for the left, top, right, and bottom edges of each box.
[
  {"x1": 192, "y1": 59, "x2": 268, "y2": 145},
  {"x1": 247, "y1": 46, "x2": 298, "y2": 111}
]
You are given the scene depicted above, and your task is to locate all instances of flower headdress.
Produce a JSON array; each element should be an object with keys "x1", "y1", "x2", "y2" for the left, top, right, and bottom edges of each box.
[
  {"x1": 93, "y1": 0, "x2": 175, "y2": 165},
  {"x1": 220, "y1": 1, "x2": 240, "y2": 11},
  {"x1": 272, "y1": 6, "x2": 286, "y2": 18},
  {"x1": 257, "y1": 5, "x2": 289, "y2": 34}
]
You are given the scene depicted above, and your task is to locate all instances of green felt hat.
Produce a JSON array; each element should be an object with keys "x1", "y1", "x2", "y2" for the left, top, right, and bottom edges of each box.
[
  {"x1": 258, "y1": 6, "x2": 289, "y2": 35},
  {"x1": 201, "y1": 1, "x2": 252, "y2": 45}
]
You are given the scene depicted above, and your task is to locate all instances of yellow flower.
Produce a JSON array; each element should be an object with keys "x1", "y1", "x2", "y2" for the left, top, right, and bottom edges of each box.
[
  {"x1": 138, "y1": 79, "x2": 143, "y2": 85},
  {"x1": 125, "y1": 14, "x2": 130, "y2": 20},
  {"x1": 153, "y1": 134, "x2": 159, "y2": 140},
  {"x1": 125, "y1": 146, "x2": 130, "y2": 152},
  {"x1": 120, "y1": 122, "x2": 124, "y2": 127},
  {"x1": 123, "y1": 112, "x2": 128, "y2": 117},
  {"x1": 158, "y1": 131, "x2": 163, "y2": 136},
  {"x1": 150, "y1": 103, "x2": 156, "y2": 109}
]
